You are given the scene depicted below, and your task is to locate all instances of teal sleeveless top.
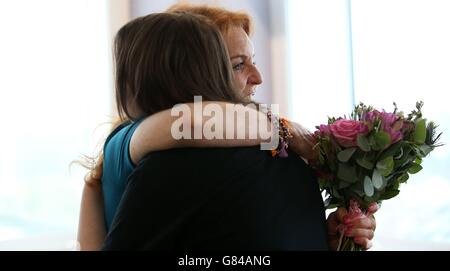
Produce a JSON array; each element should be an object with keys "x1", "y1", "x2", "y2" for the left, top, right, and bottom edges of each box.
[{"x1": 102, "y1": 119, "x2": 144, "y2": 230}]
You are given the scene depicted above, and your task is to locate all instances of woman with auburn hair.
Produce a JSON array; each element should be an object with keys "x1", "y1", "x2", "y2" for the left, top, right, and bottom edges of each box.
[
  {"x1": 78, "y1": 4, "x2": 376, "y2": 251},
  {"x1": 168, "y1": 2, "x2": 261, "y2": 101}
]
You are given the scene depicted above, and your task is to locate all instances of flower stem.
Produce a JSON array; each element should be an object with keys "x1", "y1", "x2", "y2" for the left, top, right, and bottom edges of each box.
[{"x1": 336, "y1": 231, "x2": 345, "y2": 251}]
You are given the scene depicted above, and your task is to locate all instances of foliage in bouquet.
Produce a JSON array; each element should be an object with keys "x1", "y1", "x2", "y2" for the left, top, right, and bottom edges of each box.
[{"x1": 313, "y1": 101, "x2": 442, "y2": 211}]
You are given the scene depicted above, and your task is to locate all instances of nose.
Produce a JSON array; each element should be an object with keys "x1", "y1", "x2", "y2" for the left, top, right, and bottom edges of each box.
[{"x1": 248, "y1": 64, "x2": 263, "y2": 86}]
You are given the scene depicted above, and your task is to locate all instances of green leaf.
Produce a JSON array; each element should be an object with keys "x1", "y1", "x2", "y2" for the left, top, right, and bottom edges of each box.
[
  {"x1": 397, "y1": 173, "x2": 409, "y2": 183},
  {"x1": 373, "y1": 131, "x2": 391, "y2": 150},
  {"x1": 337, "y1": 148, "x2": 357, "y2": 163},
  {"x1": 337, "y1": 163, "x2": 358, "y2": 183},
  {"x1": 392, "y1": 180, "x2": 400, "y2": 190},
  {"x1": 382, "y1": 174, "x2": 388, "y2": 188},
  {"x1": 413, "y1": 119, "x2": 427, "y2": 144},
  {"x1": 372, "y1": 170, "x2": 384, "y2": 190},
  {"x1": 356, "y1": 157, "x2": 374, "y2": 170},
  {"x1": 326, "y1": 203, "x2": 340, "y2": 210},
  {"x1": 331, "y1": 186, "x2": 343, "y2": 199},
  {"x1": 408, "y1": 163, "x2": 423, "y2": 174},
  {"x1": 376, "y1": 156, "x2": 394, "y2": 176},
  {"x1": 418, "y1": 145, "x2": 433, "y2": 157},
  {"x1": 318, "y1": 177, "x2": 328, "y2": 190},
  {"x1": 339, "y1": 181, "x2": 351, "y2": 189},
  {"x1": 415, "y1": 157, "x2": 422, "y2": 165},
  {"x1": 379, "y1": 189, "x2": 400, "y2": 200},
  {"x1": 394, "y1": 148, "x2": 413, "y2": 168},
  {"x1": 379, "y1": 142, "x2": 403, "y2": 161},
  {"x1": 350, "y1": 184, "x2": 365, "y2": 197},
  {"x1": 357, "y1": 134, "x2": 371, "y2": 152},
  {"x1": 394, "y1": 147, "x2": 404, "y2": 159},
  {"x1": 364, "y1": 176, "x2": 374, "y2": 197},
  {"x1": 368, "y1": 135, "x2": 377, "y2": 148}
]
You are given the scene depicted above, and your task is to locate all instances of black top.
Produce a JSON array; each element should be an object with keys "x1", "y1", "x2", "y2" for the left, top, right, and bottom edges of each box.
[{"x1": 102, "y1": 146, "x2": 329, "y2": 251}]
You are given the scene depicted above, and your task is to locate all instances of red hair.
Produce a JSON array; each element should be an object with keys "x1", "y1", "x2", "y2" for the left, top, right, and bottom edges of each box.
[{"x1": 167, "y1": 2, "x2": 254, "y2": 36}]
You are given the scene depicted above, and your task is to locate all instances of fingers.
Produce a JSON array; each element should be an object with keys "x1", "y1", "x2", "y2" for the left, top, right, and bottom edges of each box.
[
  {"x1": 344, "y1": 227, "x2": 374, "y2": 250},
  {"x1": 326, "y1": 212, "x2": 339, "y2": 235},
  {"x1": 353, "y1": 237, "x2": 373, "y2": 250},
  {"x1": 289, "y1": 122, "x2": 319, "y2": 161},
  {"x1": 84, "y1": 162, "x2": 103, "y2": 185},
  {"x1": 336, "y1": 207, "x2": 348, "y2": 223},
  {"x1": 327, "y1": 207, "x2": 377, "y2": 251},
  {"x1": 327, "y1": 208, "x2": 348, "y2": 232},
  {"x1": 347, "y1": 216, "x2": 376, "y2": 231},
  {"x1": 345, "y1": 227, "x2": 374, "y2": 240},
  {"x1": 367, "y1": 202, "x2": 379, "y2": 215},
  {"x1": 91, "y1": 155, "x2": 104, "y2": 180},
  {"x1": 344, "y1": 211, "x2": 376, "y2": 251}
]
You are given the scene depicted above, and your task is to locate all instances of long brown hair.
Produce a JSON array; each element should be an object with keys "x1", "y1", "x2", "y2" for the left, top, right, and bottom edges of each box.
[{"x1": 114, "y1": 12, "x2": 246, "y2": 120}]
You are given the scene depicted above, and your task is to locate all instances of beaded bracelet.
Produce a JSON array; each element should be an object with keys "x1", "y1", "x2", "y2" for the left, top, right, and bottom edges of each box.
[{"x1": 267, "y1": 110, "x2": 293, "y2": 158}]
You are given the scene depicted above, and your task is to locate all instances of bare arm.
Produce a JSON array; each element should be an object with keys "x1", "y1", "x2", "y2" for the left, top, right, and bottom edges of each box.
[
  {"x1": 130, "y1": 102, "x2": 272, "y2": 164},
  {"x1": 130, "y1": 101, "x2": 320, "y2": 164},
  {"x1": 77, "y1": 158, "x2": 106, "y2": 251}
]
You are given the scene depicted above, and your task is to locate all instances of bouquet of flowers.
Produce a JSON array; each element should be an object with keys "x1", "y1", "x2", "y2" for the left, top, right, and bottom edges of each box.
[{"x1": 313, "y1": 101, "x2": 442, "y2": 251}]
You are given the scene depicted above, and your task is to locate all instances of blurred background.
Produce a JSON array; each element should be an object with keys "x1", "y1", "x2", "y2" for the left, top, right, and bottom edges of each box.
[{"x1": 0, "y1": 0, "x2": 449, "y2": 250}]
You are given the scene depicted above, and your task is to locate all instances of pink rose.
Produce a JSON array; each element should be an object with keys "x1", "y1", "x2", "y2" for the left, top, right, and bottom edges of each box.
[{"x1": 329, "y1": 119, "x2": 369, "y2": 147}]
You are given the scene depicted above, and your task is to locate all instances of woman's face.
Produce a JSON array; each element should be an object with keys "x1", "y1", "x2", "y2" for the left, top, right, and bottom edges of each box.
[{"x1": 224, "y1": 26, "x2": 263, "y2": 101}]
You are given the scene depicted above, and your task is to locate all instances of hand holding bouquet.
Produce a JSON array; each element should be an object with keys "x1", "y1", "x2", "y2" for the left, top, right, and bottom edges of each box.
[{"x1": 313, "y1": 102, "x2": 442, "y2": 251}]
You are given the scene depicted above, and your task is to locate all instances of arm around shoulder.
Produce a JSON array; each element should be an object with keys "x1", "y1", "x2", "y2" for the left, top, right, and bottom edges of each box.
[{"x1": 129, "y1": 102, "x2": 272, "y2": 164}]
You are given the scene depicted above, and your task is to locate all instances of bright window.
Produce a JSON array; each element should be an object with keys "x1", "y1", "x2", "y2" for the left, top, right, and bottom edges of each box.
[
  {"x1": 0, "y1": 0, "x2": 112, "y2": 249},
  {"x1": 287, "y1": 0, "x2": 354, "y2": 129}
]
